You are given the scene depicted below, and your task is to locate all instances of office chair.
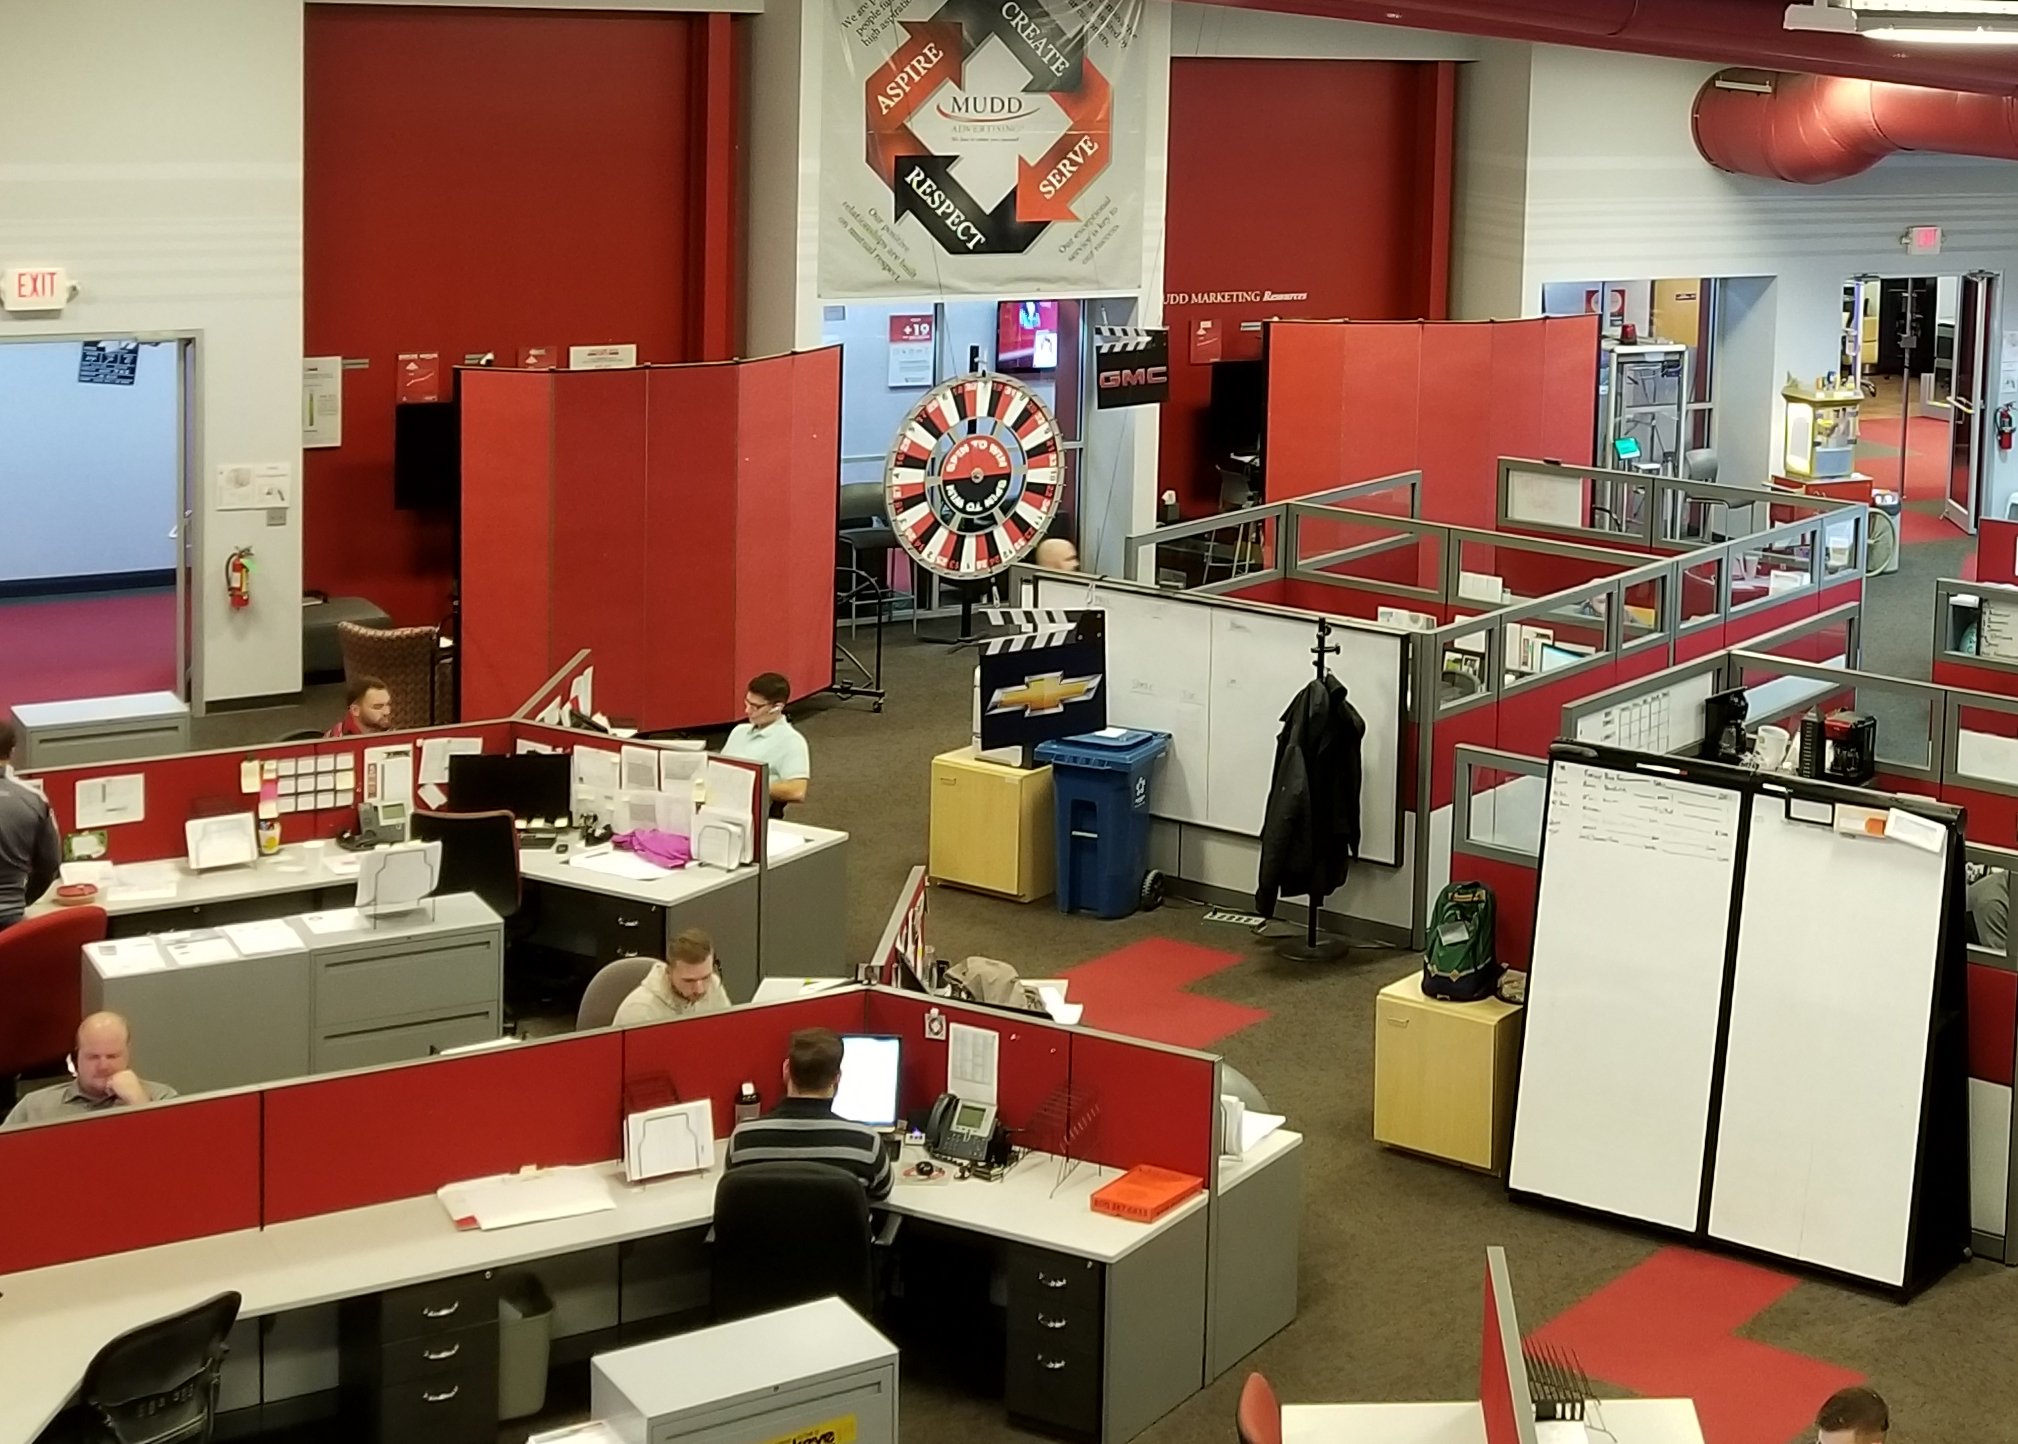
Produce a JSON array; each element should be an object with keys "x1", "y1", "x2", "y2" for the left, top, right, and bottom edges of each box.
[
  {"x1": 0, "y1": 906, "x2": 106, "y2": 1093},
  {"x1": 410, "y1": 809, "x2": 521, "y2": 921},
  {"x1": 576, "y1": 956, "x2": 655, "y2": 1030},
  {"x1": 1683, "y1": 447, "x2": 1719, "y2": 484},
  {"x1": 711, "y1": 1163, "x2": 875, "y2": 1323},
  {"x1": 1236, "y1": 1371, "x2": 1282, "y2": 1444},
  {"x1": 836, "y1": 481, "x2": 900, "y2": 630},
  {"x1": 38, "y1": 1290, "x2": 240, "y2": 1444},
  {"x1": 336, "y1": 620, "x2": 445, "y2": 728}
]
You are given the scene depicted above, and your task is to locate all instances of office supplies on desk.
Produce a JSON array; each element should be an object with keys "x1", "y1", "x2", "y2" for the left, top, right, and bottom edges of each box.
[
  {"x1": 158, "y1": 931, "x2": 238, "y2": 967},
  {"x1": 623, "y1": 1099, "x2": 713, "y2": 1183},
  {"x1": 355, "y1": 840, "x2": 443, "y2": 916},
  {"x1": 89, "y1": 937, "x2": 167, "y2": 977},
  {"x1": 438, "y1": 1166, "x2": 615, "y2": 1231},
  {"x1": 300, "y1": 907, "x2": 366, "y2": 935},
  {"x1": 833, "y1": 1035, "x2": 901, "y2": 1128},
  {"x1": 184, "y1": 814, "x2": 257, "y2": 872},
  {"x1": 1091, "y1": 1165, "x2": 1204, "y2": 1222},
  {"x1": 108, "y1": 860, "x2": 181, "y2": 902},
  {"x1": 570, "y1": 848, "x2": 675, "y2": 882},
  {"x1": 692, "y1": 811, "x2": 746, "y2": 870},
  {"x1": 924, "y1": 1093, "x2": 1001, "y2": 1166},
  {"x1": 219, "y1": 919, "x2": 304, "y2": 955}
]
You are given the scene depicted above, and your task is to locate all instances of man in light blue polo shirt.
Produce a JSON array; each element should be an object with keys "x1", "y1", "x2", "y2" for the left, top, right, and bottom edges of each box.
[{"x1": 722, "y1": 672, "x2": 810, "y2": 811}]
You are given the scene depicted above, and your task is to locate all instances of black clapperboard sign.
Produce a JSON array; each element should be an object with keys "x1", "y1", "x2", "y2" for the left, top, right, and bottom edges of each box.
[
  {"x1": 78, "y1": 341, "x2": 139, "y2": 386},
  {"x1": 977, "y1": 609, "x2": 1107, "y2": 752},
  {"x1": 1093, "y1": 326, "x2": 1169, "y2": 409}
]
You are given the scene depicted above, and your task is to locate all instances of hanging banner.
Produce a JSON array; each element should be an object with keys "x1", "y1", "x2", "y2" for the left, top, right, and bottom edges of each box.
[{"x1": 821, "y1": 0, "x2": 1147, "y2": 299}]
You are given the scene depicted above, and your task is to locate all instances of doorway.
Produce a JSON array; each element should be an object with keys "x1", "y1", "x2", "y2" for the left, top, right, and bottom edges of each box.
[{"x1": 0, "y1": 336, "x2": 192, "y2": 713}]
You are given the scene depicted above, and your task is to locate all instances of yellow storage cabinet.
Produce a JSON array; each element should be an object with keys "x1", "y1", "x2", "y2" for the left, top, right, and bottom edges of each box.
[
  {"x1": 928, "y1": 748, "x2": 1056, "y2": 902},
  {"x1": 1373, "y1": 971, "x2": 1524, "y2": 1173}
]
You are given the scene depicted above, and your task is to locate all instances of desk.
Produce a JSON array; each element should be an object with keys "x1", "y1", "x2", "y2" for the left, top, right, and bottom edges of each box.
[
  {"x1": 84, "y1": 895, "x2": 504, "y2": 1094},
  {"x1": 0, "y1": 1135, "x2": 1291, "y2": 1444},
  {"x1": 1281, "y1": 1400, "x2": 1704, "y2": 1444}
]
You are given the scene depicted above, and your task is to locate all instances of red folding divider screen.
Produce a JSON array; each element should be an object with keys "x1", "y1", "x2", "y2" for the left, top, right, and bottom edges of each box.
[
  {"x1": 621, "y1": 992, "x2": 869, "y2": 1140},
  {"x1": 1969, "y1": 963, "x2": 2016, "y2": 1089},
  {"x1": 459, "y1": 370, "x2": 558, "y2": 720},
  {"x1": 862, "y1": 992, "x2": 1073, "y2": 1148},
  {"x1": 646, "y1": 362, "x2": 741, "y2": 725},
  {"x1": 262, "y1": 1032, "x2": 623, "y2": 1223},
  {"x1": 1066, "y1": 1032, "x2": 1216, "y2": 1180},
  {"x1": 0, "y1": 1093, "x2": 262, "y2": 1274},
  {"x1": 553, "y1": 369, "x2": 653, "y2": 714}
]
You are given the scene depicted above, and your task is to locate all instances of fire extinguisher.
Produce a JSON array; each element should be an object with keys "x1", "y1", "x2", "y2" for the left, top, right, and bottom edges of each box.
[
  {"x1": 1998, "y1": 403, "x2": 2014, "y2": 454},
  {"x1": 225, "y1": 547, "x2": 255, "y2": 610}
]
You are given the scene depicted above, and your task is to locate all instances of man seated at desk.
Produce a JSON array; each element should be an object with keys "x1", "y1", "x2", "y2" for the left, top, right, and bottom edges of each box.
[
  {"x1": 613, "y1": 928, "x2": 733, "y2": 1025},
  {"x1": 3, "y1": 1013, "x2": 176, "y2": 1128},
  {"x1": 722, "y1": 672, "x2": 810, "y2": 810},
  {"x1": 0, "y1": 715, "x2": 59, "y2": 932},
  {"x1": 326, "y1": 675, "x2": 395, "y2": 737},
  {"x1": 725, "y1": 1028, "x2": 893, "y2": 1201}
]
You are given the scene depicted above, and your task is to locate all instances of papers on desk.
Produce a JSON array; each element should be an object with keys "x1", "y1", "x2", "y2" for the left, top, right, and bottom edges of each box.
[
  {"x1": 438, "y1": 1166, "x2": 615, "y2": 1231},
  {"x1": 220, "y1": 919, "x2": 304, "y2": 955},
  {"x1": 89, "y1": 937, "x2": 168, "y2": 977},
  {"x1": 157, "y1": 931, "x2": 239, "y2": 968},
  {"x1": 570, "y1": 849, "x2": 675, "y2": 882},
  {"x1": 323, "y1": 852, "x2": 363, "y2": 877},
  {"x1": 623, "y1": 1098, "x2": 713, "y2": 1183},
  {"x1": 109, "y1": 860, "x2": 182, "y2": 903},
  {"x1": 1218, "y1": 1094, "x2": 1286, "y2": 1157},
  {"x1": 76, "y1": 774, "x2": 146, "y2": 829},
  {"x1": 1037, "y1": 985, "x2": 1082, "y2": 1027},
  {"x1": 299, "y1": 907, "x2": 366, "y2": 935},
  {"x1": 574, "y1": 746, "x2": 621, "y2": 799},
  {"x1": 658, "y1": 743, "x2": 704, "y2": 790},
  {"x1": 619, "y1": 744, "x2": 660, "y2": 793},
  {"x1": 59, "y1": 860, "x2": 115, "y2": 889}
]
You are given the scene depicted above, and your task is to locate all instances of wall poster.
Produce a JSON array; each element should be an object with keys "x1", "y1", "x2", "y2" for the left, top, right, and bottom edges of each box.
[{"x1": 822, "y1": 0, "x2": 1147, "y2": 299}]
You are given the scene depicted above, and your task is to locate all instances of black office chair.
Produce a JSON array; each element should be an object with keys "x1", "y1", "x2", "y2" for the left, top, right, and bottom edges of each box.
[
  {"x1": 712, "y1": 1163, "x2": 874, "y2": 1323},
  {"x1": 411, "y1": 808, "x2": 521, "y2": 921},
  {"x1": 837, "y1": 480, "x2": 899, "y2": 628},
  {"x1": 38, "y1": 1290, "x2": 240, "y2": 1444}
]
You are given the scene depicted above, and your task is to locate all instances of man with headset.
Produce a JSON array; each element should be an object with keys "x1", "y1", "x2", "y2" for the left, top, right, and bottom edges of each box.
[
  {"x1": 3, "y1": 1013, "x2": 177, "y2": 1128},
  {"x1": 612, "y1": 927, "x2": 733, "y2": 1025}
]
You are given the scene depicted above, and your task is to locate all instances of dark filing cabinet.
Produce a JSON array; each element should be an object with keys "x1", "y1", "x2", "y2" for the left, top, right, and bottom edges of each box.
[
  {"x1": 1004, "y1": 1243, "x2": 1104, "y2": 1438},
  {"x1": 340, "y1": 1270, "x2": 500, "y2": 1442}
]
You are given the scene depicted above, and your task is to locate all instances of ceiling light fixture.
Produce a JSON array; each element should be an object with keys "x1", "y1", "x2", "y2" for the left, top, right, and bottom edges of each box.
[
  {"x1": 1864, "y1": 22, "x2": 2018, "y2": 37},
  {"x1": 1785, "y1": 0, "x2": 2018, "y2": 36}
]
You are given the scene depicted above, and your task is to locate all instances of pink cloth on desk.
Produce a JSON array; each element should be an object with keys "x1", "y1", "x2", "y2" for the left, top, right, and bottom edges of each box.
[{"x1": 615, "y1": 829, "x2": 692, "y2": 869}]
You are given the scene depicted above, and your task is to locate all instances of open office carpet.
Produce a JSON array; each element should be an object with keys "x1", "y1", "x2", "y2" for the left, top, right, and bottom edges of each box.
[{"x1": 0, "y1": 589, "x2": 177, "y2": 713}]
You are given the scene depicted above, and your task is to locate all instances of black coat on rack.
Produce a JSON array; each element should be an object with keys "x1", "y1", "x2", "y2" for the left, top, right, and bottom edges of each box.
[{"x1": 1255, "y1": 673, "x2": 1365, "y2": 920}]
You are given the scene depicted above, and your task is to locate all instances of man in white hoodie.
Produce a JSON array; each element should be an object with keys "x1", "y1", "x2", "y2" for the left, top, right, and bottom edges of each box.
[{"x1": 612, "y1": 928, "x2": 733, "y2": 1026}]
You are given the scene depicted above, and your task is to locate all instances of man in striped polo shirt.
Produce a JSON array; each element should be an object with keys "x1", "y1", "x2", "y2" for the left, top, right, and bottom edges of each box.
[{"x1": 723, "y1": 1027, "x2": 894, "y2": 1202}]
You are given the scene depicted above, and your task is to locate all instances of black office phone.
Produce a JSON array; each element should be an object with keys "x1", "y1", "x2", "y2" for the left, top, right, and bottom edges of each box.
[{"x1": 924, "y1": 1092, "x2": 1000, "y2": 1167}]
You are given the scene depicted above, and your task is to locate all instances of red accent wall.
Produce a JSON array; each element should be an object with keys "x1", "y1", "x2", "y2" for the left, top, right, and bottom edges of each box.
[
  {"x1": 304, "y1": 5, "x2": 739, "y2": 627},
  {"x1": 1162, "y1": 59, "x2": 1455, "y2": 514}
]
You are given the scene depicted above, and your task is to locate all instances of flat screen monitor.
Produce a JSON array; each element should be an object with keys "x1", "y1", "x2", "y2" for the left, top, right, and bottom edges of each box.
[
  {"x1": 997, "y1": 300, "x2": 1059, "y2": 372},
  {"x1": 394, "y1": 399, "x2": 460, "y2": 510},
  {"x1": 1611, "y1": 436, "x2": 1642, "y2": 465},
  {"x1": 445, "y1": 753, "x2": 571, "y2": 824},
  {"x1": 1538, "y1": 643, "x2": 1586, "y2": 672},
  {"x1": 834, "y1": 1034, "x2": 902, "y2": 1128}
]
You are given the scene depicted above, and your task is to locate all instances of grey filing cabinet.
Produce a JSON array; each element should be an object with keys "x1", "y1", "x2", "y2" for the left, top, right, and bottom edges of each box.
[
  {"x1": 11, "y1": 691, "x2": 190, "y2": 768},
  {"x1": 590, "y1": 1297, "x2": 897, "y2": 1444},
  {"x1": 305, "y1": 894, "x2": 503, "y2": 1071},
  {"x1": 339, "y1": 1268, "x2": 500, "y2": 1443}
]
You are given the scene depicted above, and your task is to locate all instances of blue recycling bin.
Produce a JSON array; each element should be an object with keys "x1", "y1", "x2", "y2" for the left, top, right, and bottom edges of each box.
[{"x1": 1034, "y1": 729, "x2": 1171, "y2": 919}]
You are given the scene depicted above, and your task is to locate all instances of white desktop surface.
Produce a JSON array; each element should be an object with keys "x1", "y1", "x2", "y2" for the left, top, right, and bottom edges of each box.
[
  {"x1": 1282, "y1": 1399, "x2": 1704, "y2": 1444},
  {"x1": 766, "y1": 820, "x2": 847, "y2": 864},
  {"x1": 516, "y1": 840, "x2": 748, "y2": 906},
  {"x1": 0, "y1": 1137, "x2": 1225, "y2": 1441},
  {"x1": 1219, "y1": 1127, "x2": 1302, "y2": 1194},
  {"x1": 13, "y1": 692, "x2": 188, "y2": 727}
]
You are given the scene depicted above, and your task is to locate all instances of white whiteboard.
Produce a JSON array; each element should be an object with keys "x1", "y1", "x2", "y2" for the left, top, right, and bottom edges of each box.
[
  {"x1": 1028, "y1": 577, "x2": 1405, "y2": 865},
  {"x1": 1573, "y1": 670, "x2": 1716, "y2": 755},
  {"x1": 1709, "y1": 795, "x2": 1948, "y2": 1286},
  {"x1": 1508, "y1": 760, "x2": 1741, "y2": 1230}
]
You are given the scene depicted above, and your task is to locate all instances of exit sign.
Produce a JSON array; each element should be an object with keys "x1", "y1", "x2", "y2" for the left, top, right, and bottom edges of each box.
[{"x1": 2, "y1": 266, "x2": 69, "y2": 312}]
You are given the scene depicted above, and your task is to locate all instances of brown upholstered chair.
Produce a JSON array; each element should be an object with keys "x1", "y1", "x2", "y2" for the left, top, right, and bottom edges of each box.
[{"x1": 335, "y1": 621, "x2": 449, "y2": 729}]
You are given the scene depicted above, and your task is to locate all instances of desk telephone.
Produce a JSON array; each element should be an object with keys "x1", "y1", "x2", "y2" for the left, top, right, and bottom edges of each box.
[{"x1": 924, "y1": 1092, "x2": 1007, "y2": 1168}]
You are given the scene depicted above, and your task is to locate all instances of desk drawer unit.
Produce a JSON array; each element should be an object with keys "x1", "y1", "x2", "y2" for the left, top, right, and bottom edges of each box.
[
  {"x1": 315, "y1": 937, "x2": 500, "y2": 1028},
  {"x1": 315, "y1": 1009, "x2": 498, "y2": 1073},
  {"x1": 1005, "y1": 1244, "x2": 1104, "y2": 1438},
  {"x1": 341, "y1": 1270, "x2": 500, "y2": 1444}
]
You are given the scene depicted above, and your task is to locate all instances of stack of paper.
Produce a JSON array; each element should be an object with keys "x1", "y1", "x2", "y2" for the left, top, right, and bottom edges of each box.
[
  {"x1": 110, "y1": 860, "x2": 182, "y2": 903},
  {"x1": 623, "y1": 1099, "x2": 713, "y2": 1183},
  {"x1": 438, "y1": 1167, "x2": 615, "y2": 1231},
  {"x1": 89, "y1": 938, "x2": 168, "y2": 978},
  {"x1": 300, "y1": 907, "x2": 366, "y2": 935},
  {"x1": 157, "y1": 932, "x2": 239, "y2": 968},
  {"x1": 220, "y1": 919, "x2": 304, "y2": 955}
]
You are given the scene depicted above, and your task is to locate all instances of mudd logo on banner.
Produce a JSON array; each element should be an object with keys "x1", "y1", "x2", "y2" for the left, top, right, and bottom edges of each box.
[{"x1": 823, "y1": 0, "x2": 1148, "y2": 297}]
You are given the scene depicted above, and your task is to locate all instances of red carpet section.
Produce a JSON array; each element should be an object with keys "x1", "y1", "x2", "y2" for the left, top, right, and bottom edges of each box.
[
  {"x1": 1856, "y1": 415, "x2": 1953, "y2": 503},
  {"x1": 0, "y1": 591, "x2": 177, "y2": 713},
  {"x1": 1060, "y1": 938, "x2": 1267, "y2": 1050},
  {"x1": 1530, "y1": 1247, "x2": 1863, "y2": 1444}
]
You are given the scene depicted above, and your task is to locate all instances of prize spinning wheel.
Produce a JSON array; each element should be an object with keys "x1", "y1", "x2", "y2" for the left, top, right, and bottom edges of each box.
[{"x1": 884, "y1": 373, "x2": 1064, "y2": 580}]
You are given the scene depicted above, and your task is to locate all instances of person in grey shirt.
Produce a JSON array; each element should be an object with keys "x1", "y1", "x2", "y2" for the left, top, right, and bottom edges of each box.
[
  {"x1": 0, "y1": 716, "x2": 60, "y2": 931},
  {"x1": 3, "y1": 1013, "x2": 177, "y2": 1129},
  {"x1": 1970, "y1": 869, "x2": 2009, "y2": 952}
]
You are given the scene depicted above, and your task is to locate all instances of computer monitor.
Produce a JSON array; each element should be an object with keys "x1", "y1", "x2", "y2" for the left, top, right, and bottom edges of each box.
[
  {"x1": 1611, "y1": 436, "x2": 1641, "y2": 465},
  {"x1": 1537, "y1": 642, "x2": 1586, "y2": 672},
  {"x1": 445, "y1": 752, "x2": 571, "y2": 824},
  {"x1": 833, "y1": 1034, "x2": 902, "y2": 1128}
]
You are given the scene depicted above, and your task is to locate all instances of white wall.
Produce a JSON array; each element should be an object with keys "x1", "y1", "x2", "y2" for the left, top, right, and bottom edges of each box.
[
  {"x1": 0, "y1": 1, "x2": 303, "y2": 705},
  {"x1": 1462, "y1": 42, "x2": 2018, "y2": 510},
  {"x1": 0, "y1": 340, "x2": 179, "y2": 583},
  {"x1": 1451, "y1": 41, "x2": 1532, "y2": 319}
]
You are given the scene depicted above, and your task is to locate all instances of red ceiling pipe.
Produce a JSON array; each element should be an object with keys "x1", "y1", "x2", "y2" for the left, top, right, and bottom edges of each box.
[
  {"x1": 1694, "y1": 70, "x2": 2018, "y2": 182},
  {"x1": 1208, "y1": 0, "x2": 2018, "y2": 97}
]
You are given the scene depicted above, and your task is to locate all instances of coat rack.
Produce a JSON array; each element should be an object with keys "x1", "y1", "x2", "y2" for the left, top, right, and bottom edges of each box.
[{"x1": 1276, "y1": 617, "x2": 1357, "y2": 964}]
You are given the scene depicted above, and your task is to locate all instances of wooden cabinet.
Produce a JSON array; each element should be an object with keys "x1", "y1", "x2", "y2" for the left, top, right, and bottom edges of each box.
[
  {"x1": 1373, "y1": 972, "x2": 1524, "y2": 1173},
  {"x1": 929, "y1": 748, "x2": 1056, "y2": 902}
]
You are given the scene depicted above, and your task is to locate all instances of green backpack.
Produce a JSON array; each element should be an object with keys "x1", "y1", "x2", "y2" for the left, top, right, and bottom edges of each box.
[{"x1": 1422, "y1": 881, "x2": 1499, "y2": 1002}]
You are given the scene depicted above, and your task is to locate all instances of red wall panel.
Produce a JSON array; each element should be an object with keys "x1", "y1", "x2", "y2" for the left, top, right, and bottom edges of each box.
[
  {"x1": 1417, "y1": 323, "x2": 1497, "y2": 527},
  {"x1": 304, "y1": 6, "x2": 708, "y2": 625},
  {"x1": 263, "y1": 1033, "x2": 623, "y2": 1223},
  {"x1": 0, "y1": 1094, "x2": 261, "y2": 1274},
  {"x1": 1497, "y1": 663, "x2": 1619, "y2": 759},
  {"x1": 1069, "y1": 1033, "x2": 1216, "y2": 1181},
  {"x1": 623, "y1": 992, "x2": 871, "y2": 1141},
  {"x1": 1539, "y1": 315, "x2": 1601, "y2": 466},
  {"x1": 1978, "y1": 519, "x2": 2018, "y2": 586},
  {"x1": 788, "y1": 348, "x2": 844, "y2": 697},
  {"x1": 459, "y1": 372, "x2": 556, "y2": 720},
  {"x1": 552, "y1": 370, "x2": 651, "y2": 711},
  {"x1": 735, "y1": 355, "x2": 801, "y2": 695},
  {"x1": 1969, "y1": 963, "x2": 2017, "y2": 1086},
  {"x1": 646, "y1": 364, "x2": 743, "y2": 727},
  {"x1": 1261, "y1": 325, "x2": 1347, "y2": 500},
  {"x1": 862, "y1": 992, "x2": 1073, "y2": 1146},
  {"x1": 1163, "y1": 59, "x2": 1453, "y2": 513},
  {"x1": 1484, "y1": 323, "x2": 1548, "y2": 501}
]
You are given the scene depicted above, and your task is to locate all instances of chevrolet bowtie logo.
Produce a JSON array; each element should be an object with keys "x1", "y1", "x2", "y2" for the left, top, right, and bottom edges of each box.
[{"x1": 989, "y1": 671, "x2": 1102, "y2": 717}]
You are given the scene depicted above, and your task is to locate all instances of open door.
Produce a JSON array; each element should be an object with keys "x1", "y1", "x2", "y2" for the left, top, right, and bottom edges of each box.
[{"x1": 1944, "y1": 272, "x2": 1999, "y2": 535}]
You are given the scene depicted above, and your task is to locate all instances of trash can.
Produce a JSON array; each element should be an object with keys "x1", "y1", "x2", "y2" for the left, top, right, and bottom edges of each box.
[
  {"x1": 1034, "y1": 729, "x2": 1171, "y2": 919},
  {"x1": 497, "y1": 1273, "x2": 555, "y2": 1421}
]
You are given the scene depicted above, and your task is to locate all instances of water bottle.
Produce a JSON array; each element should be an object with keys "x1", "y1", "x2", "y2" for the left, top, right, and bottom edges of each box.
[{"x1": 734, "y1": 1081, "x2": 761, "y2": 1126}]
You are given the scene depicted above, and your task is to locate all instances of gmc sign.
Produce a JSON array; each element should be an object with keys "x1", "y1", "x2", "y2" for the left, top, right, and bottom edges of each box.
[{"x1": 1092, "y1": 326, "x2": 1170, "y2": 409}]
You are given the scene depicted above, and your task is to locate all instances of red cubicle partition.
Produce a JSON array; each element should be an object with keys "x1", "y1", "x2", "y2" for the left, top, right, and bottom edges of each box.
[
  {"x1": 261, "y1": 1032, "x2": 624, "y2": 1223},
  {"x1": 1265, "y1": 317, "x2": 1598, "y2": 530},
  {"x1": 863, "y1": 991, "x2": 1074, "y2": 1151},
  {"x1": 460, "y1": 350, "x2": 842, "y2": 731},
  {"x1": 1068, "y1": 1031, "x2": 1217, "y2": 1181},
  {"x1": 0, "y1": 1093, "x2": 262, "y2": 1274},
  {"x1": 623, "y1": 991, "x2": 869, "y2": 1140}
]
